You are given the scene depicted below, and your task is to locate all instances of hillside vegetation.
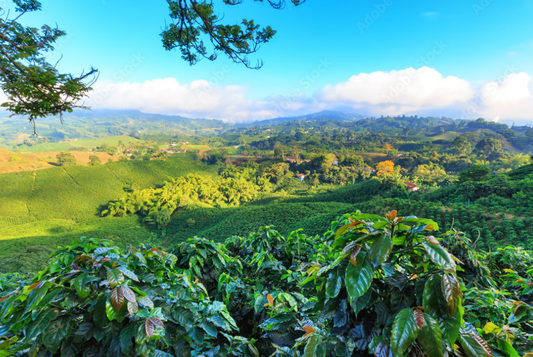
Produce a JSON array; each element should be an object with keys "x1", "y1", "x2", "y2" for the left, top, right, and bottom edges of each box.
[{"x1": 0, "y1": 212, "x2": 531, "y2": 356}]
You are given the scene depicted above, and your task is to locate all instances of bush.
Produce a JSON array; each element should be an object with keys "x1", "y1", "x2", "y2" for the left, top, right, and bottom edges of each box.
[{"x1": 2, "y1": 212, "x2": 526, "y2": 356}]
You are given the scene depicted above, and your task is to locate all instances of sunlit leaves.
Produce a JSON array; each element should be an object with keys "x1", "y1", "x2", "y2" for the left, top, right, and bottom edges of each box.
[
  {"x1": 423, "y1": 242, "x2": 455, "y2": 270},
  {"x1": 345, "y1": 251, "x2": 373, "y2": 302},
  {"x1": 145, "y1": 317, "x2": 164, "y2": 338},
  {"x1": 106, "y1": 268, "x2": 124, "y2": 288},
  {"x1": 369, "y1": 234, "x2": 392, "y2": 267},
  {"x1": 391, "y1": 308, "x2": 419, "y2": 357},
  {"x1": 441, "y1": 273, "x2": 462, "y2": 315},
  {"x1": 418, "y1": 313, "x2": 443, "y2": 357},
  {"x1": 73, "y1": 273, "x2": 91, "y2": 299}
]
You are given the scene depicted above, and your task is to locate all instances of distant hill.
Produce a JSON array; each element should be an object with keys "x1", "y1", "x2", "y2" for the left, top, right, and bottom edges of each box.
[{"x1": 235, "y1": 110, "x2": 365, "y2": 127}]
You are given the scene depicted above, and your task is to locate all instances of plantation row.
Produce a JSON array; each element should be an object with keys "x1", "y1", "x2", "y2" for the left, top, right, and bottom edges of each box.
[{"x1": 0, "y1": 211, "x2": 531, "y2": 356}]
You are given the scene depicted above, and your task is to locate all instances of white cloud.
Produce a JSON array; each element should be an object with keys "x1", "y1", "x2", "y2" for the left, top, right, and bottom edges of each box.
[
  {"x1": 422, "y1": 11, "x2": 438, "y2": 17},
  {"x1": 86, "y1": 78, "x2": 273, "y2": 121},
  {"x1": 317, "y1": 67, "x2": 474, "y2": 115},
  {"x1": 2, "y1": 68, "x2": 533, "y2": 124},
  {"x1": 471, "y1": 72, "x2": 533, "y2": 121}
]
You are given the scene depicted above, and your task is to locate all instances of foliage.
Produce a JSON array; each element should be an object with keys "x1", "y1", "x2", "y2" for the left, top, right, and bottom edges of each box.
[
  {"x1": 376, "y1": 160, "x2": 395, "y2": 177},
  {"x1": 0, "y1": 0, "x2": 97, "y2": 130},
  {"x1": 102, "y1": 173, "x2": 268, "y2": 226},
  {"x1": 3, "y1": 211, "x2": 530, "y2": 356},
  {"x1": 0, "y1": 237, "x2": 257, "y2": 356},
  {"x1": 56, "y1": 152, "x2": 77, "y2": 166}
]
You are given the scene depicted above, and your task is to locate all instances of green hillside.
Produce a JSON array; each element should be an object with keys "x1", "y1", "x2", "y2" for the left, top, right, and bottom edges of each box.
[{"x1": 0, "y1": 156, "x2": 219, "y2": 271}]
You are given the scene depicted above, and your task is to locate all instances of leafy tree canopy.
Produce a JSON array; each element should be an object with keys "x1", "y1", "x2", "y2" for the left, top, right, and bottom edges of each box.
[{"x1": 0, "y1": 0, "x2": 97, "y2": 132}]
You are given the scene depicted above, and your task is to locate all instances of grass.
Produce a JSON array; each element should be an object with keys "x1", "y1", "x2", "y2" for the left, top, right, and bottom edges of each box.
[
  {"x1": 0, "y1": 156, "x2": 219, "y2": 272},
  {"x1": 163, "y1": 201, "x2": 354, "y2": 245},
  {"x1": 181, "y1": 145, "x2": 211, "y2": 153},
  {"x1": 17, "y1": 135, "x2": 142, "y2": 153},
  {"x1": 0, "y1": 148, "x2": 119, "y2": 174}
]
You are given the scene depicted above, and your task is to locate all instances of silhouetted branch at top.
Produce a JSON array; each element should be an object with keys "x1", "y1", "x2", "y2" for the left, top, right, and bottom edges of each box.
[
  {"x1": 0, "y1": 0, "x2": 98, "y2": 133},
  {"x1": 161, "y1": 0, "x2": 306, "y2": 69}
]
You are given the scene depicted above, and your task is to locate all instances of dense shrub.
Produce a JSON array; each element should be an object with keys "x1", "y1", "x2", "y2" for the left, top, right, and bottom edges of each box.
[{"x1": 2, "y1": 212, "x2": 529, "y2": 356}]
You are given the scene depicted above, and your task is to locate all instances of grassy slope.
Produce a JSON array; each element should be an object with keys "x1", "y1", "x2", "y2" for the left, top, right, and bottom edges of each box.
[
  {"x1": 17, "y1": 135, "x2": 142, "y2": 153},
  {"x1": 0, "y1": 156, "x2": 219, "y2": 272},
  {"x1": 0, "y1": 148, "x2": 120, "y2": 174}
]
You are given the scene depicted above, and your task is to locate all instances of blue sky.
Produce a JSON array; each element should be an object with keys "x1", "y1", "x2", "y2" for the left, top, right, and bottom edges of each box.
[{"x1": 4, "y1": 0, "x2": 533, "y2": 122}]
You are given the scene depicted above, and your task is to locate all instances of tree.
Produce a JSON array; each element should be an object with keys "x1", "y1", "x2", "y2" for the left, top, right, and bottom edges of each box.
[
  {"x1": 413, "y1": 163, "x2": 446, "y2": 186},
  {"x1": 475, "y1": 138, "x2": 503, "y2": 159},
  {"x1": 341, "y1": 154, "x2": 364, "y2": 167},
  {"x1": 458, "y1": 164, "x2": 491, "y2": 182},
  {"x1": 0, "y1": 0, "x2": 97, "y2": 131},
  {"x1": 56, "y1": 152, "x2": 77, "y2": 166},
  {"x1": 162, "y1": 0, "x2": 307, "y2": 69},
  {"x1": 382, "y1": 143, "x2": 394, "y2": 155},
  {"x1": 376, "y1": 160, "x2": 395, "y2": 177},
  {"x1": 88, "y1": 155, "x2": 101, "y2": 166},
  {"x1": 452, "y1": 136, "x2": 471, "y2": 155}
]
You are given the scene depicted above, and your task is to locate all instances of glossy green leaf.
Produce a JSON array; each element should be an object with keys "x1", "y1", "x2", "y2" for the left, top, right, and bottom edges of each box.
[
  {"x1": 345, "y1": 251, "x2": 373, "y2": 302},
  {"x1": 496, "y1": 338, "x2": 519, "y2": 357},
  {"x1": 440, "y1": 299, "x2": 463, "y2": 347},
  {"x1": 93, "y1": 294, "x2": 109, "y2": 328},
  {"x1": 458, "y1": 334, "x2": 492, "y2": 357},
  {"x1": 42, "y1": 317, "x2": 71, "y2": 353},
  {"x1": 423, "y1": 243, "x2": 455, "y2": 270},
  {"x1": 25, "y1": 308, "x2": 59, "y2": 341},
  {"x1": 24, "y1": 284, "x2": 50, "y2": 314},
  {"x1": 326, "y1": 270, "x2": 342, "y2": 298},
  {"x1": 106, "y1": 300, "x2": 126, "y2": 323},
  {"x1": 369, "y1": 234, "x2": 393, "y2": 267},
  {"x1": 418, "y1": 313, "x2": 443, "y2": 357},
  {"x1": 304, "y1": 334, "x2": 322, "y2": 357},
  {"x1": 107, "y1": 268, "x2": 124, "y2": 288},
  {"x1": 391, "y1": 308, "x2": 418, "y2": 357},
  {"x1": 73, "y1": 273, "x2": 91, "y2": 299},
  {"x1": 351, "y1": 288, "x2": 372, "y2": 317}
]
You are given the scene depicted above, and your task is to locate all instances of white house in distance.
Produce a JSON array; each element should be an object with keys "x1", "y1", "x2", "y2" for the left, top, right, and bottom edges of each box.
[
  {"x1": 405, "y1": 182, "x2": 419, "y2": 192},
  {"x1": 296, "y1": 173, "x2": 306, "y2": 181}
]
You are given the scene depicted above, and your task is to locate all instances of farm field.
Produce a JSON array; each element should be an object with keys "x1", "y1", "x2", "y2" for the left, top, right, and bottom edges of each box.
[
  {"x1": 0, "y1": 148, "x2": 119, "y2": 173},
  {"x1": 0, "y1": 156, "x2": 220, "y2": 272},
  {"x1": 15, "y1": 135, "x2": 143, "y2": 153}
]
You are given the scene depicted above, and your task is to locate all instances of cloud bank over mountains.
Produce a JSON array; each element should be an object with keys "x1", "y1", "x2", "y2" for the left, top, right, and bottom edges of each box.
[{"x1": 2, "y1": 67, "x2": 533, "y2": 124}]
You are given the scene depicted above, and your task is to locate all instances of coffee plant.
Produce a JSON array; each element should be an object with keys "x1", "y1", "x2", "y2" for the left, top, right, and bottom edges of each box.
[{"x1": 1, "y1": 211, "x2": 531, "y2": 356}]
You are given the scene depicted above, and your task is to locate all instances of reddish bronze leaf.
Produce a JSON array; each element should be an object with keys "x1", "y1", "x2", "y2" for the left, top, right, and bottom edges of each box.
[
  {"x1": 110, "y1": 287, "x2": 125, "y2": 311},
  {"x1": 127, "y1": 301, "x2": 138, "y2": 317},
  {"x1": 148, "y1": 317, "x2": 164, "y2": 327},
  {"x1": 386, "y1": 210, "x2": 397, "y2": 220},
  {"x1": 27, "y1": 282, "x2": 41, "y2": 291},
  {"x1": 441, "y1": 273, "x2": 463, "y2": 315},
  {"x1": 414, "y1": 309, "x2": 425, "y2": 329},
  {"x1": 427, "y1": 236, "x2": 440, "y2": 245},
  {"x1": 472, "y1": 334, "x2": 493, "y2": 357},
  {"x1": 0, "y1": 291, "x2": 16, "y2": 302},
  {"x1": 302, "y1": 325, "x2": 315, "y2": 338},
  {"x1": 350, "y1": 246, "x2": 362, "y2": 266},
  {"x1": 145, "y1": 319, "x2": 155, "y2": 338},
  {"x1": 120, "y1": 286, "x2": 136, "y2": 303}
]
